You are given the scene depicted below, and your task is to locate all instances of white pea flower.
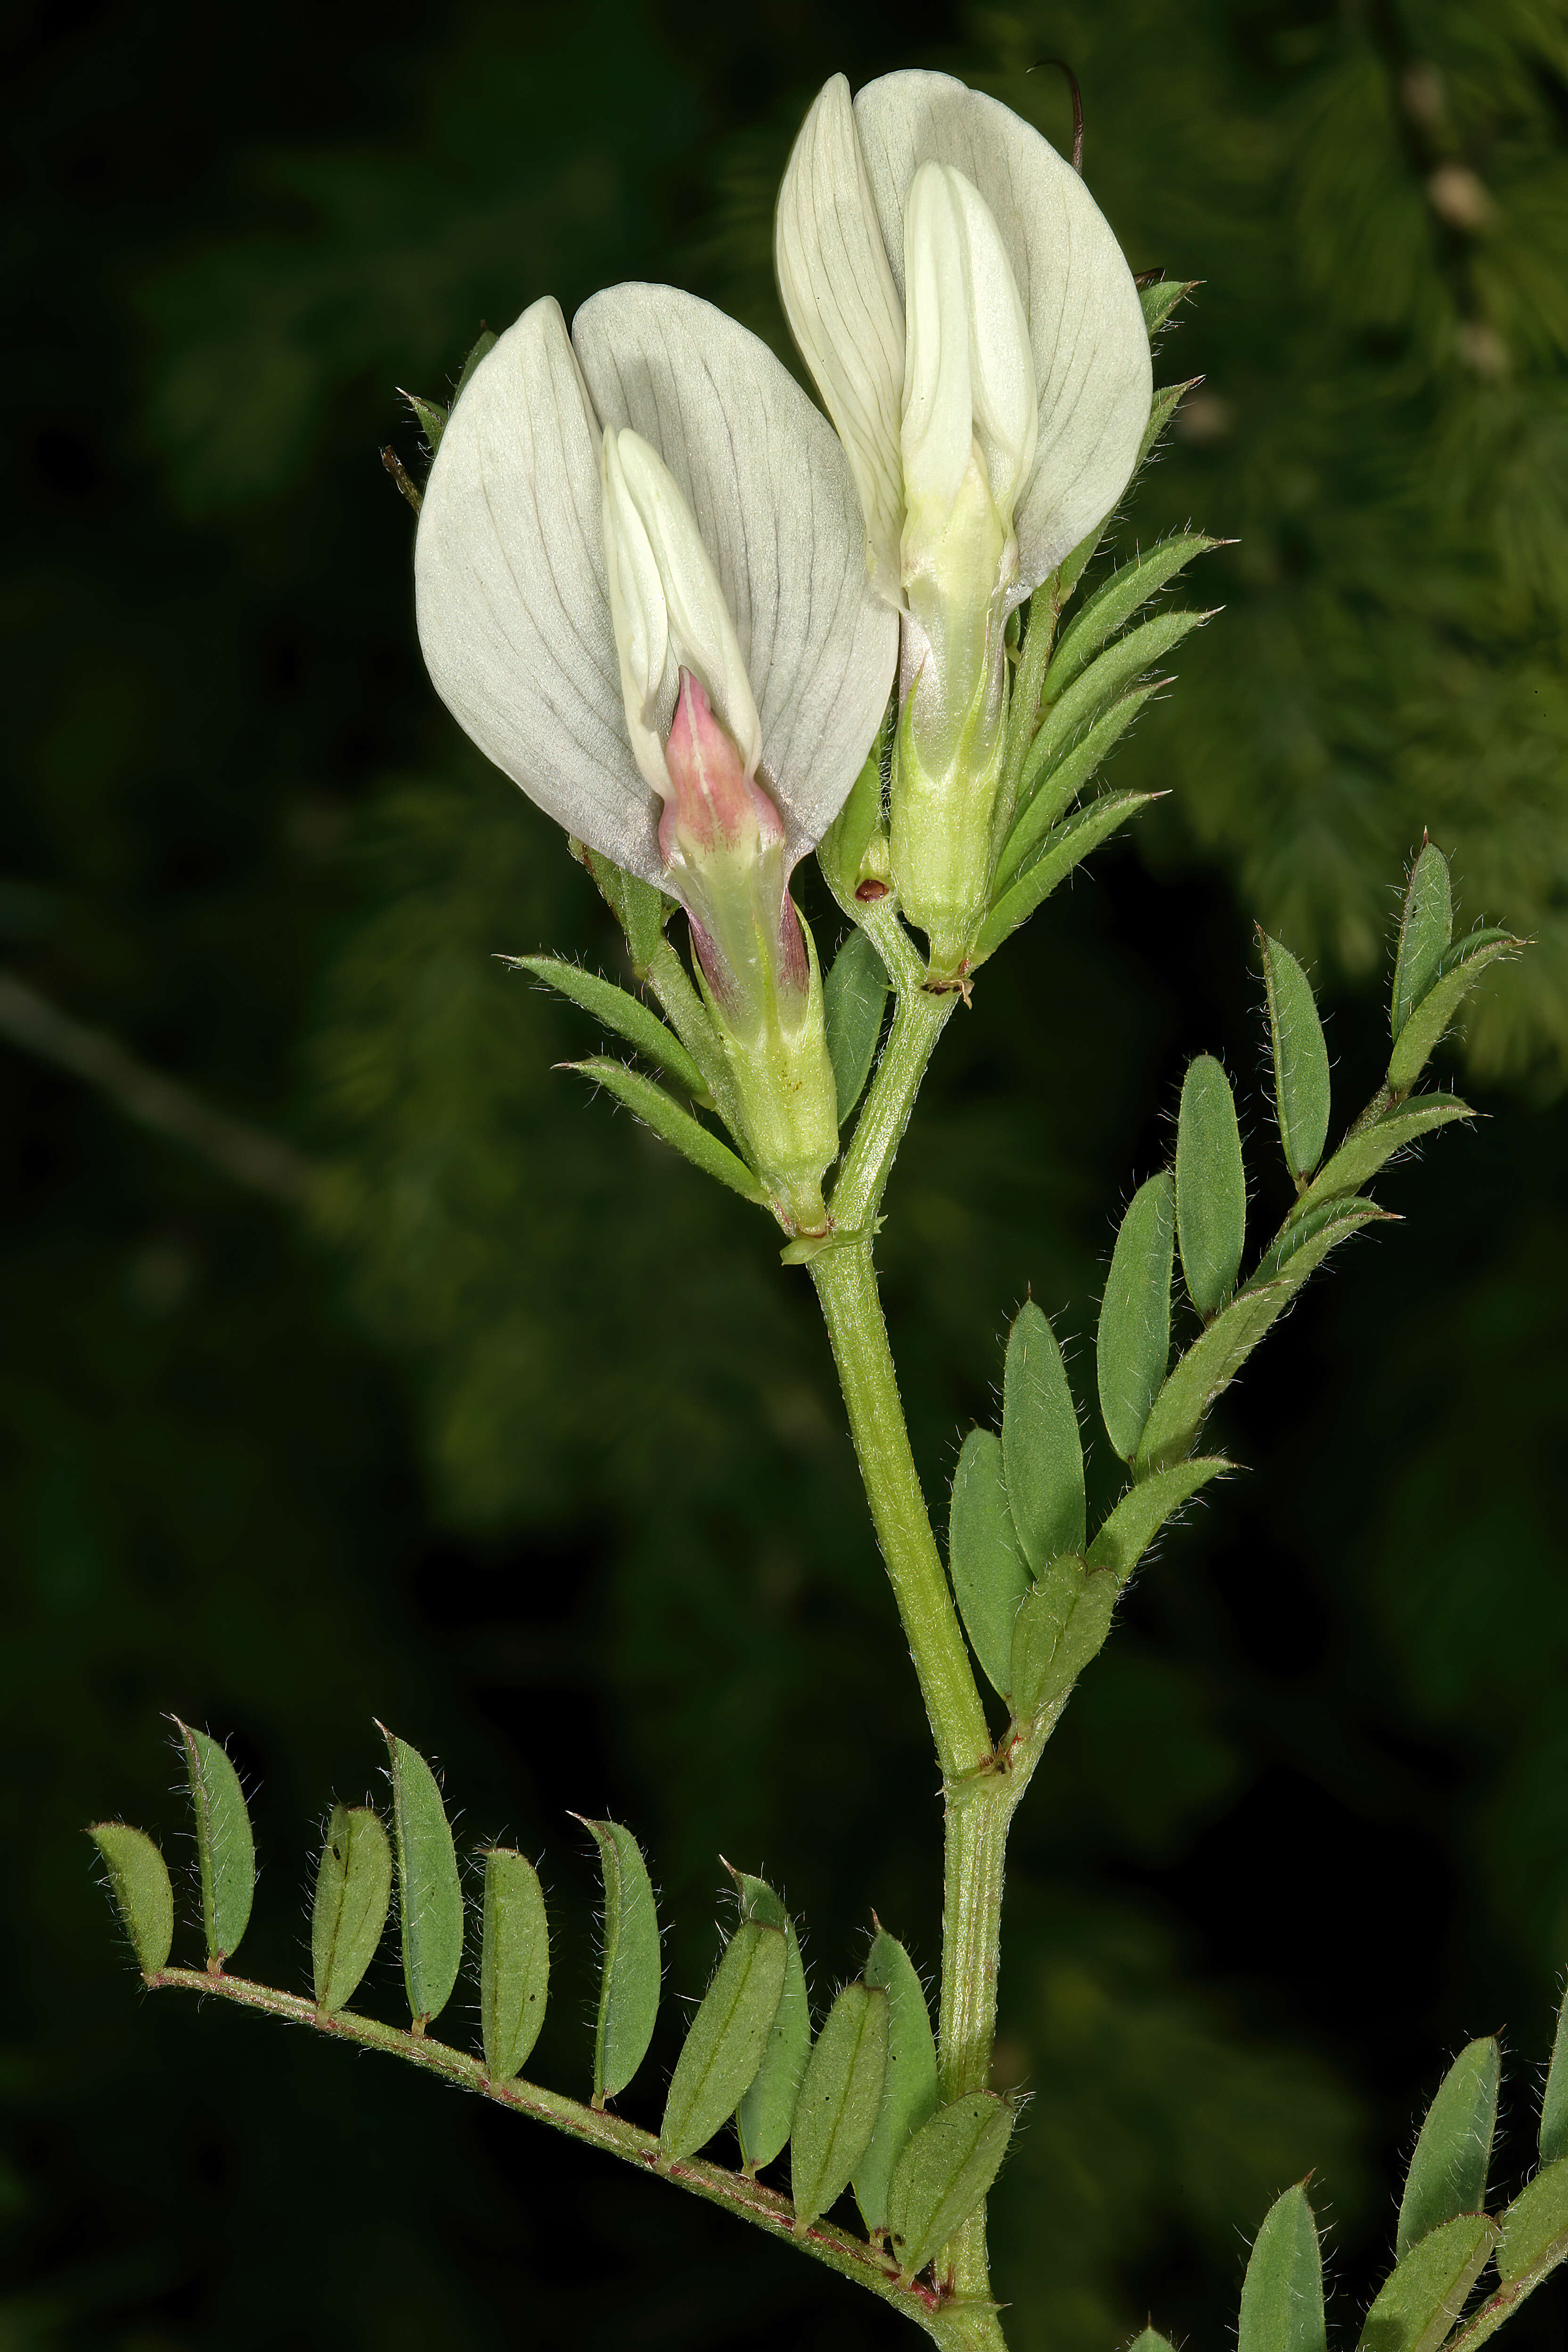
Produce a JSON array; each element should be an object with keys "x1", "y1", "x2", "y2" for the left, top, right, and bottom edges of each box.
[
  {"x1": 776, "y1": 70, "x2": 1153, "y2": 978},
  {"x1": 414, "y1": 284, "x2": 898, "y2": 1227}
]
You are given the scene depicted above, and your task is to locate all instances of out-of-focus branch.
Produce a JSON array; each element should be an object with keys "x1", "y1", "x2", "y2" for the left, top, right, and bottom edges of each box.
[{"x1": 0, "y1": 970, "x2": 315, "y2": 1205}]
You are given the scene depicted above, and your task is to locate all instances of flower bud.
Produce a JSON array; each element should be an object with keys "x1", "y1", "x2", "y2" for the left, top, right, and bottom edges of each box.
[{"x1": 890, "y1": 164, "x2": 1037, "y2": 980}]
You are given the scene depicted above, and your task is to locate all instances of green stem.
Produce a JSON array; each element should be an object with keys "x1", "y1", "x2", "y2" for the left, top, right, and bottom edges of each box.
[
  {"x1": 811, "y1": 1239, "x2": 990, "y2": 1784},
  {"x1": 147, "y1": 1965, "x2": 963, "y2": 2339}
]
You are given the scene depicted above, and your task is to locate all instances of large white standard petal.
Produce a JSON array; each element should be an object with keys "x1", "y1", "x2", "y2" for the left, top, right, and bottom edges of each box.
[
  {"x1": 853, "y1": 70, "x2": 1152, "y2": 597},
  {"x1": 414, "y1": 297, "x2": 662, "y2": 884},
  {"x1": 774, "y1": 74, "x2": 906, "y2": 607},
  {"x1": 573, "y1": 282, "x2": 898, "y2": 865}
]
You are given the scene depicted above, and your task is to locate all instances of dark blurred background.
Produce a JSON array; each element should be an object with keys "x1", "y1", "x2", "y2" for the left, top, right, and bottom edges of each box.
[{"x1": 5, "y1": 1, "x2": 1566, "y2": 2346}]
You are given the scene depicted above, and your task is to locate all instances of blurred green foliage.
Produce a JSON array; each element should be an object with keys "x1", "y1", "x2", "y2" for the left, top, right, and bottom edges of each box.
[{"x1": 3, "y1": 2, "x2": 1565, "y2": 2349}]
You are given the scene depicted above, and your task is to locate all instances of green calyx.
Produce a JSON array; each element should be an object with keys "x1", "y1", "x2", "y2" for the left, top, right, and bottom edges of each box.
[
  {"x1": 889, "y1": 659, "x2": 1009, "y2": 988},
  {"x1": 700, "y1": 904, "x2": 839, "y2": 1236}
]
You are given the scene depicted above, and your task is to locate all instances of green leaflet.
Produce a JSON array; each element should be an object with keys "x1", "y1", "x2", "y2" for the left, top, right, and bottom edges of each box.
[
  {"x1": 1250, "y1": 1199, "x2": 1392, "y2": 1290},
  {"x1": 174, "y1": 1718, "x2": 255, "y2": 1967},
  {"x1": 948, "y1": 1428, "x2": 1030, "y2": 1700},
  {"x1": 998, "y1": 683, "x2": 1158, "y2": 890},
  {"x1": 824, "y1": 931, "x2": 889, "y2": 1125},
  {"x1": 381, "y1": 1726, "x2": 464, "y2": 2030},
  {"x1": 311, "y1": 1803, "x2": 392, "y2": 2016},
  {"x1": 1026, "y1": 605, "x2": 1210, "y2": 789},
  {"x1": 1497, "y1": 2156, "x2": 1568, "y2": 2284},
  {"x1": 1087, "y1": 1458, "x2": 1231, "y2": 1581},
  {"x1": 405, "y1": 392, "x2": 448, "y2": 453},
  {"x1": 818, "y1": 732, "x2": 887, "y2": 912},
  {"x1": 1127, "y1": 2333, "x2": 1178, "y2": 2352},
  {"x1": 1239, "y1": 2182, "x2": 1327, "y2": 2352},
  {"x1": 733, "y1": 1873, "x2": 811, "y2": 2174},
  {"x1": 1044, "y1": 533, "x2": 1217, "y2": 705},
  {"x1": 1543, "y1": 1984, "x2": 1568, "y2": 2163},
  {"x1": 1137, "y1": 377, "x2": 1199, "y2": 470},
  {"x1": 578, "y1": 1815, "x2": 662, "y2": 2105},
  {"x1": 791, "y1": 1982, "x2": 889, "y2": 2230},
  {"x1": 1397, "y1": 2036, "x2": 1500, "y2": 2254},
  {"x1": 1260, "y1": 932, "x2": 1331, "y2": 1179},
  {"x1": 481, "y1": 1847, "x2": 549, "y2": 2083},
  {"x1": 886, "y1": 2091, "x2": 1015, "y2": 2282},
  {"x1": 1176, "y1": 1055, "x2": 1246, "y2": 1316},
  {"x1": 510, "y1": 956, "x2": 707, "y2": 1100},
  {"x1": 583, "y1": 848, "x2": 672, "y2": 978},
  {"x1": 1136, "y1": 1203, "x2": 1385, "y2": 1473},
  {"x1": 1139, "y1": 278, "x2": 1195, "y2": 336},
  {"x1": 973, "y1": 790, "x2": 1154, "y2": 967},
  {"x1": 1387, "y1": 933, "x2": 1520, "y2": 1095},
  {"x1": 1097, "y1": 1172, "x2": 1175, "y2": 1461},
  {"x1": 1392, "y1": 842, "x2": 1453, "y2": 1043},
  {"x1": 569, "y1": 1059, "x2": 764, "y2": 1208},
  {"x1": 1011, "y1": 1559, "x2": 1117, "y2": 1722},
  {"x1": 854, "y1": 1928, "x2": 939, "y2": 2234},
  {"x1": 1357, "y1": 2213, "x2": 1499, "y2": 2352},
  {"x1": 1291, "y1": 1096, "x2": 1472, "y2": 1223},
  {"x1": 660, "y1": 1919, "x2": 787, "y2": 2164},
  {"x1": 88, "y1": 1822, "x2": 173, "y2": 1977},
  {"x1": 1003, "y1": 1301, "x2": 1085, "y2": 1570},
  {"x1": 451, "y1": 326, "x2": 497, "y2": 405}
]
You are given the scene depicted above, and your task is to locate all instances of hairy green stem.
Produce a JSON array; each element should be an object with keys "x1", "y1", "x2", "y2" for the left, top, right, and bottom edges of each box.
[
  {"x1": 810, "y1": 1239, "x2": 990, "y2": 1784},
  {"x1": 146, "y1": 1965, "x2": 972, "y2": 2339}
]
